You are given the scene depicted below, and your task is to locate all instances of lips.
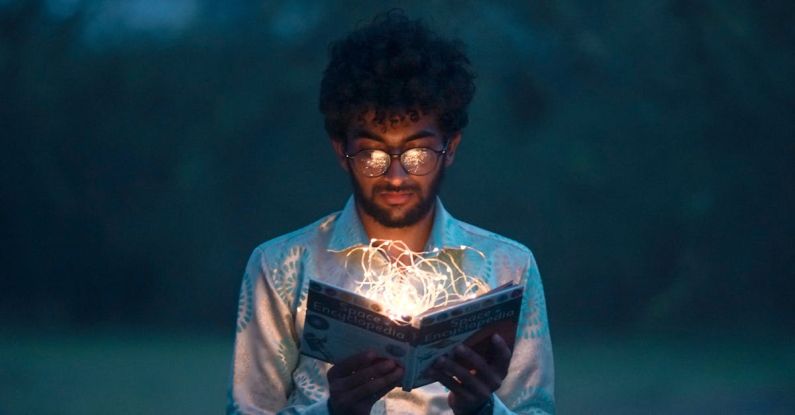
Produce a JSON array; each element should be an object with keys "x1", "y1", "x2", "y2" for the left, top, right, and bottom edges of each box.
[{"x1": 379, "y1": 191, "x2": 413, "y2": 205}]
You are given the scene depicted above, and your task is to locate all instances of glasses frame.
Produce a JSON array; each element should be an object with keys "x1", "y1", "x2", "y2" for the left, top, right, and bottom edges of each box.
[{"x1": 344, "y1": 143, "x2": 449, "y2": 177}]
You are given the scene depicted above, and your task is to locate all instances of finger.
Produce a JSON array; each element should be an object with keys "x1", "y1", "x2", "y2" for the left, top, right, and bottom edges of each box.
[
  {"x1": 328, "y1": 350, "x2": 377, "y2": 379},
  {"x1": 329, "y1": 366, "x2": 398, "y2": 413},
  {"x1": 349, "y1": 365, "x2": 404, "y2": 403},
  {"x1": 434, "y1": 372, "x2": 476, "y2": 402},
  {"x1": 426, "y1": 366, "x2": 475, "y2": 400},
  {"x1": 331, "y1": 358, "x2": 397, "y2": 392},
  {"x1": 363, "y1": 370, "x2": 403, "y2": 405},
  {"x1": 434, "y1": 355, "x2": 491, "y2": 398},
  {"x1": 490, "y1": 334, "x2": 513, "y2": 376},
  {"x1": 453, "y1": 344, "x2": 502, "y2": 391}
]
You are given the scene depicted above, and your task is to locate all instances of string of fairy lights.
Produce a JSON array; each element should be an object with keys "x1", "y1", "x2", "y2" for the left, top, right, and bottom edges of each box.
[{"x1": 343, "y1": 239, "x2": 490, "y2": 324}]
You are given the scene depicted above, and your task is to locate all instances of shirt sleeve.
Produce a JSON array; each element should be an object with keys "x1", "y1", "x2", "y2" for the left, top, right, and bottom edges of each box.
[
  {"x1": 493, "y1": 251, "x2": 556, "y2": 415},
  {"x1": 227, "y1": 247, "x2": 331, "y2": 415}
]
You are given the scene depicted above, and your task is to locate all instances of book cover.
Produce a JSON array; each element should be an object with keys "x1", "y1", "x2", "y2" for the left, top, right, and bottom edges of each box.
[{"x1": 300, "y1": 279, "x2": 523, "y2": 391}]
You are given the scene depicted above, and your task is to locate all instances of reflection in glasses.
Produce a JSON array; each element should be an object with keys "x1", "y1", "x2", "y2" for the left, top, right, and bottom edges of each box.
[{"x1": 345, "y1": 146, "x2": 447, "y2": 177}]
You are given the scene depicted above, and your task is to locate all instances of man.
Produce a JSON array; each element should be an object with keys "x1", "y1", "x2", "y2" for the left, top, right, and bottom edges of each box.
[{"x1": 228, "y1": 11, "x2": 554, "y2": 415}]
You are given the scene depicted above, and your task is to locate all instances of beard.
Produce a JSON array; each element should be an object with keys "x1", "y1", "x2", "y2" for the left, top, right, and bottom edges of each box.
[{"x1": 350, "y1": 167, "x2": 445, "y2": 228}]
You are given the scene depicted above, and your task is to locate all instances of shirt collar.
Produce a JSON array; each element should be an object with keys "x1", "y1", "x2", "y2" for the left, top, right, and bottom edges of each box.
[
  {"x1": 327, "y1": 195, "x2": 472, "y2": 252},
  {"x1": 327, "y1": 196, "x2": 370, "y2": 251},
  {"x1": 426, "y1": 196, "x2": 474, "y2": 251}
]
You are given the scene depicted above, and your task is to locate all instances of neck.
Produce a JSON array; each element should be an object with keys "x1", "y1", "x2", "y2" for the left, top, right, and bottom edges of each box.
[{"x1": 356, "y1": 204, "x2": 436, "y2": 253}]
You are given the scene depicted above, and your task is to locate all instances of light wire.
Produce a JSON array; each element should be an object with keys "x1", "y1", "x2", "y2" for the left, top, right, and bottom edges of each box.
[{"x1": 343, "y1": 239, "x2": 489, "y2": 324}]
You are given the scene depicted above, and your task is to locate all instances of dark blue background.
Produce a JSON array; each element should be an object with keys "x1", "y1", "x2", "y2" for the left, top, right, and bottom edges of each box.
[{"x1": 1, "y1": 1, "x2": 792, "y2": 413}]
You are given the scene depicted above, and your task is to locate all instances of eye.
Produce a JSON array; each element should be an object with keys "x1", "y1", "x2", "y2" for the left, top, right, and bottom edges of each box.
[
  {"x1": 402, "y1": 148, "x2": 431, "y2": 167},
  {"x1": 354, "y1": 149, "x2": 390, "y2": 176},
  {"x1": 364, "y1": 150, "x2": 388, "y2": 163}
]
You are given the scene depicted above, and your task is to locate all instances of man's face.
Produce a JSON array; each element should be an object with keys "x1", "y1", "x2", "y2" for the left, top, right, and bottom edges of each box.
[{"x1": 332, "y1": 113, "x2": 460, "y2": 228}]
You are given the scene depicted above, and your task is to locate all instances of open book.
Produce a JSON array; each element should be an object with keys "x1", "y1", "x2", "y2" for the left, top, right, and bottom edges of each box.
[{"x1": 299, "y1": 279, "x2": 524, "y2": 391}]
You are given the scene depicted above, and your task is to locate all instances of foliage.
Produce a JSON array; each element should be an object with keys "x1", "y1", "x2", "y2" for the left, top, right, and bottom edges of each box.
[{"x1": 1, "y1": 0, "x2": 793, "y2": 332}]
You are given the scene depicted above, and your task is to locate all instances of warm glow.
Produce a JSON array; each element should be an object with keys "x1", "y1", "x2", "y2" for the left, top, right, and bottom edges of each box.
[{"x1": 344, "y1": 239, "x2": 489, "y2": 324}]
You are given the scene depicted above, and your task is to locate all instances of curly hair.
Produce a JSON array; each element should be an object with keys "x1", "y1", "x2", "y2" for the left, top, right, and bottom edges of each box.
[{"x1": 319, "y1": 10, "x2": 476, "y2": 140}]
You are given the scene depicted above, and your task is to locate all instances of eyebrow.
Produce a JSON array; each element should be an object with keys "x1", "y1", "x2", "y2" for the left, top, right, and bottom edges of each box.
[{"x1": 352, "y1": 129, "x2": 438, "y2": 144}]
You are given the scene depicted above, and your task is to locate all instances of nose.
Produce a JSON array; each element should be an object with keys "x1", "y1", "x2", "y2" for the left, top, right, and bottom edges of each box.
[{"x1": 383, "y1": 154, "x2": 409, "y2": 185}]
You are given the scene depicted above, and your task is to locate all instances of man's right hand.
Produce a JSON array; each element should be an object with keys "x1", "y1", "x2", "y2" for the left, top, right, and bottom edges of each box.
[{"x1": 327, "y1": 351, "x2": 404, "y2": 415}]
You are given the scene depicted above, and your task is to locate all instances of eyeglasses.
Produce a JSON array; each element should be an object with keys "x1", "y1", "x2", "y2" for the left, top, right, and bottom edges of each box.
[{"x1": 344, "y1": 145, "x2": 447, "y2": 177}]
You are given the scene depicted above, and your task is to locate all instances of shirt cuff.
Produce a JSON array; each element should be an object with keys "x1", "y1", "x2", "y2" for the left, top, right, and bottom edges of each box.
[
  {"x1": 491, "y1": 392, "x2": 554, "y2": 415},
  {"x1": 283, "y1": 399, "x2": 330, "y2": 415},
  {"x1": 491, "y1": 393, "x2": 510, "y2": 415}
]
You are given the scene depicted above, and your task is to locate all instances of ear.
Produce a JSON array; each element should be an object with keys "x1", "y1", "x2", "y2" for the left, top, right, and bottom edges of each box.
[
  {"x1": 329, "y1": 137, "x2": 350, "y2": 172},
  {"x1": 443, "y1": 132, "x2": 462, "y2": 167}
]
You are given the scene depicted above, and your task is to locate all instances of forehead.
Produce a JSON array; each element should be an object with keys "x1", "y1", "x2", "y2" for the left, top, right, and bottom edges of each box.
[{"x1": 348, "y1": 111, "x2": 443, "y2": 145}]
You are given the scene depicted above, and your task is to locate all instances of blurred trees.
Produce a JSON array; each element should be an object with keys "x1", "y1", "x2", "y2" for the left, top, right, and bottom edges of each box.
[{"x1": 1, "y1": 0, "x2": 793, "y2": 333}]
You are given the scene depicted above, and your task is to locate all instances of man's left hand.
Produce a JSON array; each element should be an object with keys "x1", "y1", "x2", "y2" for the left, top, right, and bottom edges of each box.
[{"x1": 426, "y1": 334, "x2": 512, "y2": 415}]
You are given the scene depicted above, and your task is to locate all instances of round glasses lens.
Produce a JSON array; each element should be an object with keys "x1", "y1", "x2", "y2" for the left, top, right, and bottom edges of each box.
[
  {"x1": 401, "y1": 148, "x2": 437, "y2": 175},
  {"x1": 354, "y1": 150, "x2": 390, "y2": 177}
]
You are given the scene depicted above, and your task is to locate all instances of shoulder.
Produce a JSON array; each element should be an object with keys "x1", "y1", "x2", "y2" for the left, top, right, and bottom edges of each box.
[
  {"x1": 248, "y1": 211, "x2": 340, "y2": 267},
  {"x1": 241, "y1": 212, "x2": 341, "y2": 307},
  {"x1": 455, "y1": 219, "x2": 533, "y2": 257},
  {"x1": 451, "y1": 218, "x2": 538, "y2": 274}
]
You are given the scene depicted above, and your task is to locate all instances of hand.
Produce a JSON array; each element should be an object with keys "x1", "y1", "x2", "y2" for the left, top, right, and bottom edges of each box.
[
  {"x1": 427, "y1": 334, "x2": 512, "y2": 415},
  {"x1": 327, "y1": 351, "x2": 404, "y2": 415}
]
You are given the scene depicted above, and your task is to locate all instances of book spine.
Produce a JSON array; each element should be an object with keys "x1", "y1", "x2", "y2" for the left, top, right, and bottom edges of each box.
[{"x1": 401, "y1": 345, "x2": 417, "y2": 392}]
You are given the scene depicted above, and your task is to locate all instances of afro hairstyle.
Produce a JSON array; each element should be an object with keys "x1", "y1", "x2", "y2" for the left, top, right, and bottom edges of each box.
[{"x1": 319, "y1": 10, "x2": 476, "y2": 141}]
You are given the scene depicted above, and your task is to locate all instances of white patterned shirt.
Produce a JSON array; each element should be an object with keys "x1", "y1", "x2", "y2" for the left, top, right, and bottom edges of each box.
[{"x1": 228, "y1": 196, "x2": 555, "y2": 414}]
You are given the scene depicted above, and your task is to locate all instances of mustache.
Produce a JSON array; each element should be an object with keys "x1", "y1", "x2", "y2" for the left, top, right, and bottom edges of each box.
[{"x1": 373, "y1": 183, "x2": 420, "y2": 193}]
